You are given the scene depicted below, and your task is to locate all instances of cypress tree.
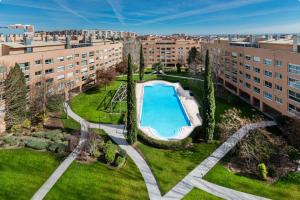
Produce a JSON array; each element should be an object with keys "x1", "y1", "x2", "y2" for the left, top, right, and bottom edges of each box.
[
  {"x1": 203, "y1": 50, "x2": 216, "y2": 143},
  {"x1": 126, "y1": 54, "x2": 137, "y2": 144},
  {"x1": 4, "y1": 64, "x2": 27, "y2": 129},
  {"x1": 139, "y1": 45, "x2": 145, "y2": 81}
]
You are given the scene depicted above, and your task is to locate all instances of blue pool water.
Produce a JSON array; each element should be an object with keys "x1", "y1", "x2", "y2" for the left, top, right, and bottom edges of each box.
[{"x1": 140, "y1": 83, "x2": 191, "y2": 139}]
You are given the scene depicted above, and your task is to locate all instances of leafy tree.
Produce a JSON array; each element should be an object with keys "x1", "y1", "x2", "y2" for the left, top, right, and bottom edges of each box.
[
  {"x1": 4, "y1": 64, "x2": 27, "y2": 129},
  {"x1": 176, "y1": 63, "x2": 182, "y2": 73},
  {"x1": 187, "y1": 47, "x2": 198, "y2": 65},
  {"x1": 139, "y1": 45, "x2": 145, "y2": 81},
  {"x1": 202, "y1": 50, "x2": 216, "y2": 143},
  {"x1": 126, "y1": 54, "x2": 137, "y2": 144}
]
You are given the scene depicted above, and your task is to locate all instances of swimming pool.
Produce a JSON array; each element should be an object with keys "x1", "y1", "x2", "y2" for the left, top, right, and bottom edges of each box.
[{"x1": 140, "y1": 83, "x2": 191, "y2": 139}]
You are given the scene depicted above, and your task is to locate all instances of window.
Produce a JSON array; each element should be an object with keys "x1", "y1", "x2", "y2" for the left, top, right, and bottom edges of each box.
[
  {"x1": 67, "y1": 64, "x2": 73, "y2": 69},
  {"x1": 245, "y1": 82, "x2": 251, "y2": 88},
  {"x1": 264, "y1": 81, "x2": 272, "y2": 88},
  {"x1": 89, "y1": 51, "x2": 95, "y2": 57},
  {"x1": 264, "y1": 70, "x2": 272, "y2": 77},
  {"x1": 66, "y1": 55, "x2": 73, "y2": 60},
  {"x1": 288, "y1": 104, "x2": 300, "y2": 115},
  {"x1": 288, "y1": 90, "x2": 300, "y2": 103},
  {"x1": 245, "y1": 73, "x2": 251, "y2": 80},
  {"x1": 275, "y1": 60, "x2": 282, "y2": 67},
  {"x1": 275, "y1": 84, "x2": 282, "y2": 92},
  {"x1": 264, "y1": 59, "x2": 272, "y2": 66},
  {"x1": 288, "y1": 77, "x2": 300, "y2": 90},
  {"x1": 275, "y1": 96, "x2": 282, "y2": 104},
  {"x1": 245, "y1": 55, "x2": 252, "y2": 61},
  {"x1": 253, "y1": 56, "x2": 260, "y2": 62},
  {"x1": 45, "y1": 58, "x2": 53, "y2": 64},
  {"x1": 232, "y1": 52, "x2": 238, "y2": 58},
  {"x1": 254, "y1": 77, "x2": 261, "y2": 83},
  {"x1": 35, "y1": 71, "x2": 42, "y2": 76},
  {"x1": 288, "y1": 64, "x2": 300, "y2": 75},
  {"x1": 245, "y1": 64, "x2": 251, "y2": 70},
  {"x1": 57, "y1": 66, "x2": 65, "y2": 72},
  {"x1": 81, "y1": 60, "x2": 87, "y2": 66},
  {"x1": 46, "y1": 78, "x2": 54, "y2": 84},
  {"x1": 45, "y1": 68, "x2": 54, "y2": 74},
  {"x1": 264, "y1": 91, "x2": 272, "y2": 100},
  {"x1": 35, "y1": 60, "x2": 42, "y2": 65},
  {"x1": 67, "y1": 72, "x2": 74, "y2": 78},
  {"x1": 89, "y1": 66, "x2": 95, "y2": 70},
  {"x1": 275, "y1": 72, "x2": 282, "y2": 80},
  {"x1": 19, "y1": 62, "x2": 30, "y2": 71},
  {"x1": 57, "y1": 56, "x2": 64, "y2": 62},
  {"x1": 253, "y1": 87, "x2": 260, "y2": 94},
  {"x1": 254, "y1": 67, "x2": 260, "y2": 73},
  {"x1": 82, "y1": 52, "x2": 87, "y2": 58}
]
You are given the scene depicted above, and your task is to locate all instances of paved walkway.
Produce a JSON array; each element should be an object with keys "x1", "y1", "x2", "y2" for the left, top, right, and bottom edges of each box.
[
  {"x1": 31, "y1": 119, "x2": 88, "y2": 200},
  {"x1": 66, "y1": 104, "x2": 162, "y2": 200},
  {"x1": 164, "y1": 121, "x2": 276, "y2": 200}
]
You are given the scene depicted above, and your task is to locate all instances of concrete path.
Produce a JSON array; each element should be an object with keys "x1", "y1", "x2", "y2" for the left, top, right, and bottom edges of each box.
[
  {"x1": 31, "y1": 119, "x2": 88, "y2": 200},
  {"x1": 66, "y1": 104, "x2": 162, "y2": 200},
  {"x1": 163, "y1": 121, "x2": 276, "y2": 200}
]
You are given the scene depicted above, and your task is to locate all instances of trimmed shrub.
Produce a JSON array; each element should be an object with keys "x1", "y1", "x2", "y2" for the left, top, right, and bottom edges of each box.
[
  {"x1": 25, "y1": 138, "x2": 49, "y2": 150},
  {"x1": 104, "y1": 141, "x2": 117, "y2": 164},
  {"x1": 116, "y1": 156, "x2": 126, "y2": 168},
  {"x1": 3, "y1": 136, "x2": 19, "y2": 146},
  {"x1": 32, "y1": 131, "x2": 46, "y2": 138},
  {"x1": 44, "y1": 130, "x2": 64, "y2": 142},
  {"x1": 56, "y1": 143, "x2": 67, "y2": 155},
  {"x1": 258, "y1": 163, "x2": 268, "y2": 180},
  {"x1": 47, "y1": 142, "x2": 59, "y2": 152},
  {"x1": 137, "y1": 130, "x2": 193, "y2": 150},
  {"x1": 285, "y1": 146, "x2": 300, "y2": 160}
]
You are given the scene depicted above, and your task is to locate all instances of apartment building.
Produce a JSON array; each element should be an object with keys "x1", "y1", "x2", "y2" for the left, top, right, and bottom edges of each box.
[
  {"x1": 82, "y1": 30, "x2": 137, "y2": 39},
  {"x1": 206, "y1": 35, "x2": 300, "y2": 118},
  {"x1": 0, "y1": 35, "x2": 123, "y2": 131},
  {"x1": 141, "y1": 36, "x2": 201, "y2": 67}
]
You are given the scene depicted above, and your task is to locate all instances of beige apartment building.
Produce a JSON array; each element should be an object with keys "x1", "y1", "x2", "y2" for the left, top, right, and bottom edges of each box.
[
  {"x1": 141, "y1": 36, "x2": 201, "y2": 67},
  {"x1": 206, "y1": 35, "x2": 300, "y2": 118},
  {"x1": 0, "y1": 36, "x2": 123, "y2": 131}
]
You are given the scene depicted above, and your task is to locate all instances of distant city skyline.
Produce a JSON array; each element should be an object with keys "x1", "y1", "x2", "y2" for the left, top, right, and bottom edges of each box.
[{"x1": 0, "y1": 0, "x2": 300, "y2": 35}]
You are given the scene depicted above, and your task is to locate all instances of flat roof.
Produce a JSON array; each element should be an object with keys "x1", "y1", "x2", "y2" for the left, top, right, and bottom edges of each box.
[
  {"x1": 3, "y1": 41, "x2": 64, "y2": 48},
  {"x1": 259, "y1": 39, "x2": 293, "y2": 45}
]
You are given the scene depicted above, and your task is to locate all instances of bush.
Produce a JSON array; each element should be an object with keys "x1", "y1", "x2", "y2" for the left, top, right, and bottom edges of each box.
[
  {"x1": 258, "y1": 163, "x2": 268, "y2": 180},
  {"x1": 281, "y1": 172, "x2": 300, "y2": 185},
  {"x1": 25, "y1": 138, "x2": 49, "y2": 150},
  {"x1": 46, "y1": 94, "x2": 64, "y2": 112},
  {"x1": 56, "y1": 143, "x2": 67, "y2": 154},
  {"x1": 22, "y1": 119, "x2": 31, "y2": 129},
  {"x1": 137, "y1": 129, "x2": 192, "y2": 150},
  {"x1": 44, "y1": 130, "x2": 64, "y2": 142},
  {"x1": 227, "y1": 94, "x2": 240, "y2": 104},
  {"x1": 285, "y1": 146, "x2": 300, "y2": 160},
  {"x1": 3, "y1": 136, "x2": 19, "y2": 146},
  {"x1": 116, "y1": 156, "x2": 126, "y2": 168},
  {"x1": 268, "y1": 165, "x2": 277, "y2": 178},
  {"x1": 104, "y1": 141, "x2": 117, "y2": 164},
  {"x1": 47, "y1": 142, "x2": 59, "y2": 152}
]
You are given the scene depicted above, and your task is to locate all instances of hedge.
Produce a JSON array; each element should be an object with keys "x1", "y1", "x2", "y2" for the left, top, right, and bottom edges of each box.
[
  {"x1": 137, "y1": 129, "x2": 193, "y2": 150},
  {"x1": 25, "y1": 138, "x2": 49, "y2": 150}
]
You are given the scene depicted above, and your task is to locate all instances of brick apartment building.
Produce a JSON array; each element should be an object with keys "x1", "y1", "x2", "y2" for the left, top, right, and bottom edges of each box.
[
  {"x1": 0, "y1": 35, "x2": 123, "y2": 132},
  {"x1": 206, "y1": 35, "x2": 300, "y2": 118},
  {"x1": 141, "y1": 36, "x2": 201, "y2": 67}
]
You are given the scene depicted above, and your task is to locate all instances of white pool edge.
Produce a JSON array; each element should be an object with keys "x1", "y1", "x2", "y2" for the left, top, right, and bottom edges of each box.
[{"x1": 136, "y1": 80, "x2": 202, "y2": 141}]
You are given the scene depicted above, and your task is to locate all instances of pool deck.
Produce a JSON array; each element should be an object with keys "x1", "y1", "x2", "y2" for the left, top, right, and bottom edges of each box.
[{"x1": 136, "y1": 80, "x2": 202, "y2": 141}]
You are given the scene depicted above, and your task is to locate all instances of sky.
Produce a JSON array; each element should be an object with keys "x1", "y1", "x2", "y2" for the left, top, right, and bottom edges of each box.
[{"x1": 0, "y1": 0, "x2": 300, "y2": 35}]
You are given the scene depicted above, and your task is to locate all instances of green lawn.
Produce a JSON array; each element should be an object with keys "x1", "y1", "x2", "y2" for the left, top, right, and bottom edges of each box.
[
  {"x1": 69, "y1": 75, "x2": 156, "y2": 124},
  {"x1": 183, "y1": 189, "x2": 223, "y2": 200},
  {"x1": 137, "y1": 142, "x2": 219, "y2": 194},
  {"x1": 204, "y1": 164, "x2": 300, "y2": 200},
  {"x1": 0, "y1": 149, "x2": 62, "y2": 200},
  {"x1": 45, "y1": 158, "x2": 148, "y2": 200}
]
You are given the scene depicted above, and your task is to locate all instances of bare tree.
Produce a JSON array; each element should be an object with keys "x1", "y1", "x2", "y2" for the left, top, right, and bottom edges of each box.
[
  {"x1": 123, "y1": 38, "x2": 140, "y2": 67},
  {"x1": 96, "y1": 67, "x2": 116, "y2": 90}
]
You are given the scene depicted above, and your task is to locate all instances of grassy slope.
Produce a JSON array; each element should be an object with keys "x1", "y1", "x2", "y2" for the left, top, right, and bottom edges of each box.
[
  {"x1": 204, "y1": 164, "x2": 300, "y2": 200},
  {"x1": 61, "y1": 112, "x2": 81, "y2": 131},
  {"x1": 45, "y1": 159, "x2": 148, "y2": 200},
  {"x1": 183, "y1": 189, "x2": 223, "y2": 200},
  {"x1": 137, "y1": 142, "x2": 219, "y2": 194},
  {"x1": 0, "y1": 149, "x2": 61, "y2": 200}
]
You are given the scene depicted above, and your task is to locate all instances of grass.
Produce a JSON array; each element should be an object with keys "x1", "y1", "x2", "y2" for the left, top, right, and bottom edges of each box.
[
  {"x1": 45, "y1": 158, "x2": 148, "y2": 200},
  {"x1": 183, "y1": 189, "x2": 223, "y2": 200},
  {"x1": 204, "y1": 163, "x2": 300, "y2": 200},
  {"x1": 0, "y1": 149, "x2": 62, "y2": 200},
  {"x1": 137, "y1": 141, "x2": 219, "y2": 194},
  {"x1": 69, "y1": 74, "x2": 156, "y2": 124}
]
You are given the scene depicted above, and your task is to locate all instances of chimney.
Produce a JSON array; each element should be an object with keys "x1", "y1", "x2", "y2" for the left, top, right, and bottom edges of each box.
[
  {"x1": 293, "y1": 35, "x2": 299, "y2": 52},
  {"x1": 65, "y1": 35, "x2": 71, "y2": 49}
]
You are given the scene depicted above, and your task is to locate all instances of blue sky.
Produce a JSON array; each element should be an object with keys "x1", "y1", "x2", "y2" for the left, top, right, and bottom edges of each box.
[{"x1": 0, "y1": 0, "x2": 300, "y2": 35}]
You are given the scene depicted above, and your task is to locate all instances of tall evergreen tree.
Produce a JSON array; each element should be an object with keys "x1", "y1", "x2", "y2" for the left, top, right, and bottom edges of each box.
[
  {"x1": 202, "y1": 50, "x2": 216, "y2": 143},
  {"x1": 139, "y1": 45, "x2": 145, "y2": 81},
  {"x1": 126, "y1": 54, "x2": 137, "y2": 144},
  {"x1": 4, "y1": 64, "x2": 27, "y2": 129},
  {"x1": 187, "y1": 47, "x2": 198, "y2": 65}
]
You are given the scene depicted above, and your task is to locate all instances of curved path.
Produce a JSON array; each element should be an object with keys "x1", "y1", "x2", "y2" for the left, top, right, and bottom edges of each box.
[{"x1": 32, "y1": 102, "x2": 276, "y2": 200}]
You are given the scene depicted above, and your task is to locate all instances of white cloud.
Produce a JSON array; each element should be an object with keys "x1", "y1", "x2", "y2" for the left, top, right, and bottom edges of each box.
[{"x1": 105, "y1": 0, "x2": 125, "y2": 25}]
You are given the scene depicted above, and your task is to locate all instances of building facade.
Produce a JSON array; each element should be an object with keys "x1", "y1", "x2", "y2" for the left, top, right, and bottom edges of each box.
[
  {"x1": 141, "y1": 36, "x2": 201, "y2": 67},
  {"x1": 206, "y1": 35, "x2": 300, "y2": 118}
]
